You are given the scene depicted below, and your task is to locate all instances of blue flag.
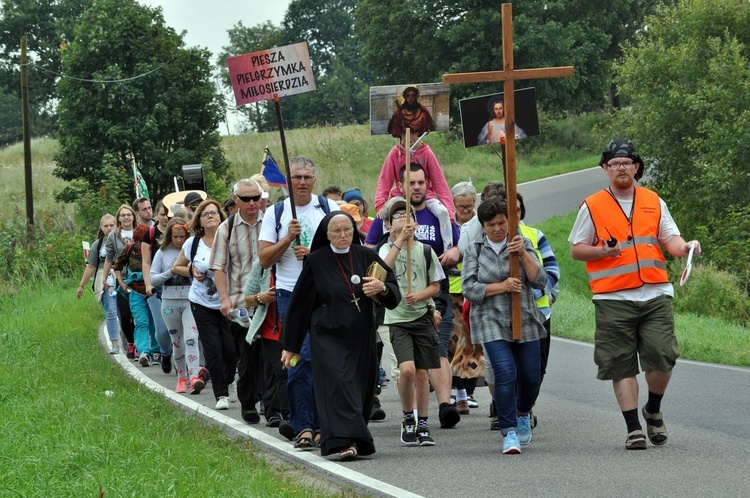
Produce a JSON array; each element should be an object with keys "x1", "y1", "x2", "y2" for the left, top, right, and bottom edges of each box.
[{"x1": 263, "y1": 154, "x2": 287, "y2": 188}]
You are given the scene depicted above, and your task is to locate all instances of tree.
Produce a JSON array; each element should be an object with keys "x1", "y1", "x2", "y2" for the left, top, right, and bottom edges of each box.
[
  {"x1": 0, "y1": 89, "x2": 23, "y2": 147},
  {"x1": 355, "y1": 0, "x2": 661, "y2": 115},
  {"x1": 0, "y1": 0, "x2": 93, "y2": 122},
  {"x1": 54, "y1": 0, "x2": 228, "y2": 202},
  {"x1": 616, "y1": 0, "x2": 750, "y2": 289}
]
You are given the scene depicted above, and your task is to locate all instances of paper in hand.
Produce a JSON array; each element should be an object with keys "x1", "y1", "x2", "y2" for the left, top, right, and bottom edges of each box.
[{"x1": 679, "y1": 241, "x2": 696, "y2": 287}]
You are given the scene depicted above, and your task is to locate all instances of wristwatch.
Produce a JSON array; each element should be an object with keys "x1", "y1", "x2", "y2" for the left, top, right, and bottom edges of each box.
[{"x1": 379, "y1": 282, "x2": 388, "y2": 295}]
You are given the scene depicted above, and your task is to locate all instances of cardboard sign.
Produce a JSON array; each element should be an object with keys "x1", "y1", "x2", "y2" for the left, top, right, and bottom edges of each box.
[{"x1": 227, "y1": 42, "x2": 316, "y2": 105}]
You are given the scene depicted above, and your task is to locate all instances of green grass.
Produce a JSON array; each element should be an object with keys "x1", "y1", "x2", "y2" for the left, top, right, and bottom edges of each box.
[
  {"x1": 538, "y1": 213, "x2": 750, "y2": 367},
  {"x1": 0, "y1": 280, "x2": 346, "y2": 497}
]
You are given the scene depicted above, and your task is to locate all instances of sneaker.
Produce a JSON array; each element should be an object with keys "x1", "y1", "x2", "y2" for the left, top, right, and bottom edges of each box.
[
  {"x1": 138, "y1": 353, "x2": 150, "y2": 367},
  {"x1": 517, "y1": 414, "x2": 532, "y2": 445},
  {"x1": 190, "y1": 376, "x2": 205, "y2": 395},
  {"x1": 175, "y1": 377, "x2": 188, "y2": 393},
  {"x1": 160, "y1": 355, "x2": 172, "y2": 374},
  {"x1": 625, "y1": 429, "x2": 647, "y2": 450},
  {"x1": 266, "y1": 413, "x2": 282, "y2": 428},
  {"x1": 456, "y1": 400, "x2": 471, "y2": 415},
  {"x1": 502, "y1": 431, "x2": 522, "y2": 454},
  {"x1": 467, "y1": 395, "x2": 479, "y2": 409},
  {"x1": 439, "y1": 404, "x2": 460, "y2": 428},
  {"x1": 109, "y1": 344, "x2": 120, "y2": 355},
  {"x1": 401, "y1": 417, "x2": 418, "y2": 446},
  {"x1": 378, "y1": 366, "x2": 387, "y2": 385},
  {"x1": 151, "y1": 352, "x2": 161, "y2": 364},
  {"x1": 215, "y1": 396, "x2": 230, "y2": 410},
  {"x1": 278, "y1": 420, "x2": 295, "y2": 441},
  {"x1": 450, "y1": 388, "x2": 457, "y2": 405},
  {"x1": 126, "y1": 343, "x2": 136, "y2": 359},
  {"x1": 417, "y1": 428, "x2": 436, "y2": 446},
  {"x1": 227, "y1": 382, "x2": 238, "y2": 403},
  {"x1": 490, "y1": 415, "x2": 501, "y2": 431},
  {"x1": 370, "y1": 397, "x2": 386, "y2": 421},
  {"x1": 198, "y1": 366, "x2": 211, "y2": 383}
]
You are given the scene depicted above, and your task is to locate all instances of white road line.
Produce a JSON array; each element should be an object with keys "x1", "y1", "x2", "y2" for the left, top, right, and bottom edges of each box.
[
  {"x1": 519, "y1": 166, "x2": 600, "y2": 186},
  {"x1": 103, "y1": 329, "x2": 423, "y2": 498},
  {"x1": 552, "y1": 336, "x2": 750, "y2": 373}
]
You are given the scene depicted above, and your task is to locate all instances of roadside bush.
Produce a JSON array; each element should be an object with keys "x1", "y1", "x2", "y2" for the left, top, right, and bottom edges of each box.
[{"x1": 671, "y1": 260, "x2": 750, "y2": 327}]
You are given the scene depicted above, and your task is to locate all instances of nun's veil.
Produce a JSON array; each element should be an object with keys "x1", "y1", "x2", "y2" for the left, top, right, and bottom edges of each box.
[{"x1": 310, "y1": 211, "x2": 361, "y2": 252}]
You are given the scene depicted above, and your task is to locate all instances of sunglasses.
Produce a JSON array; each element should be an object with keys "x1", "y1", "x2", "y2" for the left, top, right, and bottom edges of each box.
[{"x1": 236, "y1": 194, "x2": 262, "y2": 203}]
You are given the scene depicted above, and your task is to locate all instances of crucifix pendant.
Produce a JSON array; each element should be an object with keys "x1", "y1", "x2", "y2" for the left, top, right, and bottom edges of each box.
[{"x1": 351, "y1": 294, "x2": 361, "y2": 313}]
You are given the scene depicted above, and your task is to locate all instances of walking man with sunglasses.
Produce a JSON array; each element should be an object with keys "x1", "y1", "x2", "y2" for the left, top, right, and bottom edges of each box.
[{"x1": 210, "y1": 178, "x2": 265, "y2": 423}]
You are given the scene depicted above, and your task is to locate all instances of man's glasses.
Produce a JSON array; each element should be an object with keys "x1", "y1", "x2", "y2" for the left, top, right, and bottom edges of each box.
[
  {"x1": 328, "y1": 227, "x2": 354, "y2": 236},
  {"x1": 606, "y1": 160, "x2": 635, "y2": 169},
  {"x1": 291, "y1": 175, "x2": 315, "y2": 182},
  {"x1": 236, "y1": 194, "x2": 261, "y2": 203},
  {"x1": 189, "y1": 204, "x2": 199, "y2": 211},
  {"x1": 200, "y1": 210, "x2": 220, "y2": 218}
]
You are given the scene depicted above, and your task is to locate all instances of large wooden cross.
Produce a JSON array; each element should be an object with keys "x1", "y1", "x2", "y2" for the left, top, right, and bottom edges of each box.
[{"x1": 443, "y1": 3, "x2": 574, "y2": 340}]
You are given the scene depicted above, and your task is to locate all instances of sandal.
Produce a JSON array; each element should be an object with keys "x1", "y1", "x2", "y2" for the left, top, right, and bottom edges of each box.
[
  {"x1": 293, "y1": 430, "x2": 315, "y2": 451},
  {"x1": 339, "y1": 443, "x2": 358, "y2": 462},
  {"x1": 313, "y1": 429, "x2": 322, "y2": 448},
  {"x1": 625, "y1": 429, "x2": 647, "y2": 450},
  {"x1": 642, "y1": 406, "x2": 668, "y2": 445}
]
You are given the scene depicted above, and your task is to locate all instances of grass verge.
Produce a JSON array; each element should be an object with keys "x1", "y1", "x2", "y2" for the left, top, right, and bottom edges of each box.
[{"x1": 0, "y1": 280, "x2": 346, "y2": 497}]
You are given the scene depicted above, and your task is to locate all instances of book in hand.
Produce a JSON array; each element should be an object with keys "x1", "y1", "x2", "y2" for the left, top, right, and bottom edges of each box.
[{"x1": 367, "y1": 261, "x2": 387, "y2": 282}]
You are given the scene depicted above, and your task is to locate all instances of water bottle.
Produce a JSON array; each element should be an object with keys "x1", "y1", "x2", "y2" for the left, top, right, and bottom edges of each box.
[{"x1": 106, "y1": 274, "x2": 117, "y2": 297}]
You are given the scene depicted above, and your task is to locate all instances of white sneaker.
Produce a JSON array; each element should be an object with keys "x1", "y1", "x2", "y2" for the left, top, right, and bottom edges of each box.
[
  {"x1": 228, "y1": 382, "x2": 238, "y2": 403},
  {"x1": 215, "y1": 396, "x2": 230, "y2": 410}
]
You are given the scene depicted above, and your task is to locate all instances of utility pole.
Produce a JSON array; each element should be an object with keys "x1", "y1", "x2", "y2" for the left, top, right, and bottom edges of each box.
[{"x1": 20, "y1": 35, "x2": 34, "y2": 239}]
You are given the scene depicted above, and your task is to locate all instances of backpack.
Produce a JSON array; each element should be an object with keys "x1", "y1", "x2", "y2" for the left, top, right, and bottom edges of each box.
[{"x1": 273, "y1": 195, "x2": 331, "y2": 235}]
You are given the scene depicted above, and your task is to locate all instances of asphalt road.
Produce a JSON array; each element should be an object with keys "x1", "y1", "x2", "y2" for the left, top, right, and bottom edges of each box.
[{"x1": 105, "y1": 168, "x2": 750, "y2": 497}]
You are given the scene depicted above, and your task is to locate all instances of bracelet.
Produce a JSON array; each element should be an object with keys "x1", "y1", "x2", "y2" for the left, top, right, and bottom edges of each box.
[
  {"x1": 393, "y1": 244, "x2": 402, "y2": 250},
  {"x1": 256, "y1": 292, "x2": 264, "y2": 305}
]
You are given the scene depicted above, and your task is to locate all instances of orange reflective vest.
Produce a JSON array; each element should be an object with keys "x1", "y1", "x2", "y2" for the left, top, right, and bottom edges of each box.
[{"x1": 584, "y1": 187, "x2": 669, "y2": 294}]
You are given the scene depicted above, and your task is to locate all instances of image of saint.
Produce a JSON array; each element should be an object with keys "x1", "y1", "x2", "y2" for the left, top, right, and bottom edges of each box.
[
  {"x1": 387, "y1": 86, "x2": 436, "y2": 138},
  {"x1": 477, "y1": 96, "x2": 527, "y2": 145}
]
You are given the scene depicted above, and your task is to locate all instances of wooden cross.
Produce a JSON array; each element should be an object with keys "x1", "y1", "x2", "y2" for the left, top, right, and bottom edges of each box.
[{"x1": 443, "y1": 3, "x2": 574, "y2": 340}]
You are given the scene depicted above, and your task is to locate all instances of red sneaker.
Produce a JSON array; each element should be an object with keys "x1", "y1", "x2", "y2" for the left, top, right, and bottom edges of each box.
[{"x1": 175, "y1": 377, "x2": 188, "y2": 393}]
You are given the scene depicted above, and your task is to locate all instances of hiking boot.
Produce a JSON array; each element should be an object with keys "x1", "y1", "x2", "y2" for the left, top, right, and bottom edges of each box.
[
  {"x1": 401, "y1": 417, "x2": 418, "y2": 446},
  {"x1": 642, "y1": 406, "x2": 668, "y2": 445},
  {"x1": 502, "y1": 431, "x2": 522, "y2": 454},
  {"x1": 517, "y1": 414, "x2": 532, "y2": 445},
  {"x1": 625, "y1": 429, "x2": 647, "y2": 450}
]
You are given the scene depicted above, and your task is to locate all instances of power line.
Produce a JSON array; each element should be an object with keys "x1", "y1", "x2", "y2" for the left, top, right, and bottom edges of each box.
[{"x1": 22, "y1": 59, "x2": 173, "y2": 83}]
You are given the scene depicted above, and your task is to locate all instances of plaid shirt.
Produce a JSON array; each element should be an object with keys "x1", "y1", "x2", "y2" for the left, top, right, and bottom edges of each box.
[{"x1": 462, "y1": 236, "x2": 548, "y2": 344}]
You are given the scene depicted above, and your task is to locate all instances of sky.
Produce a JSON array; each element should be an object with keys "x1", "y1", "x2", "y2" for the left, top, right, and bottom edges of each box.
[{"x1": 140, "y1": 1, "x2": 293, "y2": 133}]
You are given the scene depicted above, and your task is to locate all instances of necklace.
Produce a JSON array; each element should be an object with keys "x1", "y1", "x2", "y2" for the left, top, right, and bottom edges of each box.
[{"x1": 332, "y1": 250, "x2": 361, "y2": 313}]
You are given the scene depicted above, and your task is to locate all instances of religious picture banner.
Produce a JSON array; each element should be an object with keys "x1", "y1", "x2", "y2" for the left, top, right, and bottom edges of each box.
[
  {"x1": 370, "y1": 83, "x2": 450, "y2": 136},
  {"x1": 227, "y1": 42, "x2": 317, "y2": 105},
  {"x1": 459, "y1": 88, "x2": 540, "y2": 148}
]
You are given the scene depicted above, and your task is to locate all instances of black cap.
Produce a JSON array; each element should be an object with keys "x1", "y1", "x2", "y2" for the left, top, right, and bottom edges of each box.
[
  {"x1": 600, "y1": 138, "x2": 644, "y2": 181},
  {"x1": 183, "y1": 191, "x2": 204, "y2": 207}
]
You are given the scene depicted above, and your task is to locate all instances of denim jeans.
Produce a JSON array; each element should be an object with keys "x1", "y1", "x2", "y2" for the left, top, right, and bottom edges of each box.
[
  {"x1": 484, "y1": 338, "x2": 541, "y2": 434},
  {"x1": 278, "y1": 288, "x2": 319, "y2": 434},
  {"x1": 101, "y1": 290, "x2": 120, "y2": 343},
  {"x1": 148, "y1": 294, "x2": 171, "y2": 356},
  {"x1": 129, "y1": 290, "x2": 158, "y2": 355}
]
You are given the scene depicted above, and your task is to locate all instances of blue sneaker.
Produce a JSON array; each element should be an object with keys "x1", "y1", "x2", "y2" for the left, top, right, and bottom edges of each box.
[
  {"x1": 517, "y1": 414, "x2": 532, "y2": 445},
  {"x1": 502, "y1": 431, "x2": 521, "y2": 454}
]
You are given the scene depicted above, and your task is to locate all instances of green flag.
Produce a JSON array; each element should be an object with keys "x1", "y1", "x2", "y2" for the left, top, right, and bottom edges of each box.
[{"x1": 132, "y1": 160, "x2": 150, "y2": 200}]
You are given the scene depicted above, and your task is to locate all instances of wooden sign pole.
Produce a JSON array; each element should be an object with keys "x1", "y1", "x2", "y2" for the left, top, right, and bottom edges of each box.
[
  {"x1": 404, "y1": 128, "x2": 412, "y2": 294},
  {"x1": 443, "y1": 3, "x2": 574, "y2": 340}
]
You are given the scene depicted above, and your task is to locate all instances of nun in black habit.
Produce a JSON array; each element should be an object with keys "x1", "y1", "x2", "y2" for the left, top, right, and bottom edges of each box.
[{"x1": 281, "y1": 211, "x2": 400, "y2": 461}]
